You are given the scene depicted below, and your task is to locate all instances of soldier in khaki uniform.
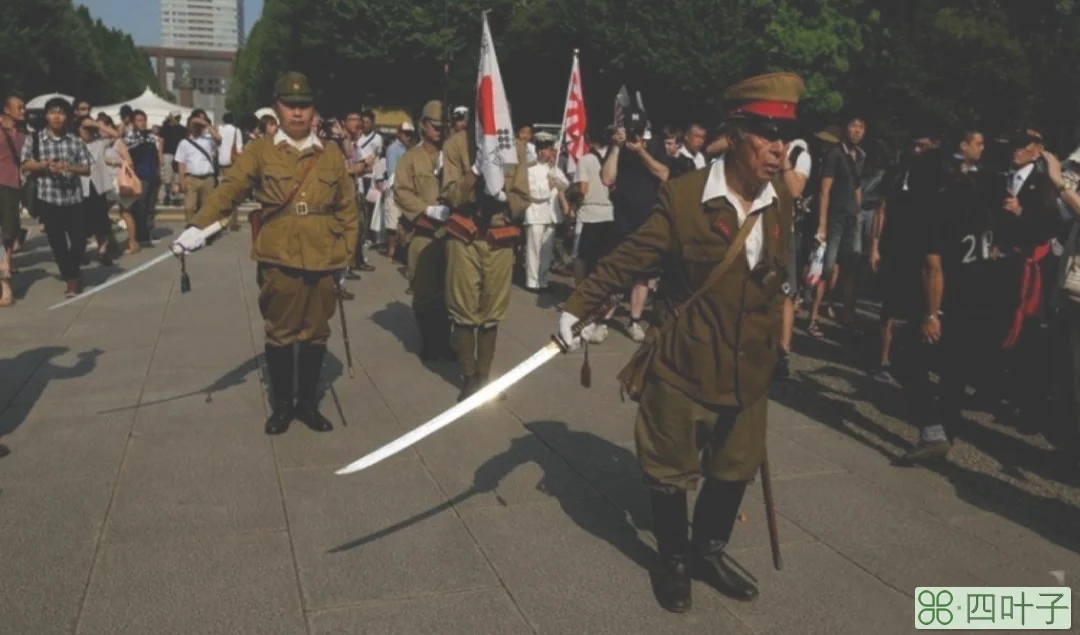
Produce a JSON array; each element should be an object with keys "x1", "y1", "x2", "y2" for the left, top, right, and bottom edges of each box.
[
  {"x1": 173, "y1": 72, "x2": 360, "y2": 436},
  {"x1": 393, "y1": 100, "x2": 454, "y2": 361},
  {"x1": 441, "y1": 125, "x2": 530, "y2": 401},
  {"x1": 557, "y1": 73, "x2": 804, "y2": 612}
]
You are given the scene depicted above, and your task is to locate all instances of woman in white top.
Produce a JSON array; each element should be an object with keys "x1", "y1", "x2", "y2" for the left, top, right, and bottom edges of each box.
[{"x1": 77, "y1": 115, "x2": 126, "y2": 264}]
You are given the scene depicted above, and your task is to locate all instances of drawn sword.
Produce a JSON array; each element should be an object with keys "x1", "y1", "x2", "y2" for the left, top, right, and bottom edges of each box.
[
  {"x1": 335, "y1": 295, "x2": 618, "y2": 476},
  {"x1": 48, "y1": 220, "x2": 227, "y2": 311}
]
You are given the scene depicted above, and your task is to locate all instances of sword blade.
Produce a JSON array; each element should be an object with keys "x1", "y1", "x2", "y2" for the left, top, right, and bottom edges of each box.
[
  {"x1": 48, "y1": 250, "x2": 174, "y2": 311},
  {"x1": 336, "y1": 340, "x2": 562, "y2": 475},
  {"x1": 48, "y1": 221, "x2": 226, "y2": 311}
]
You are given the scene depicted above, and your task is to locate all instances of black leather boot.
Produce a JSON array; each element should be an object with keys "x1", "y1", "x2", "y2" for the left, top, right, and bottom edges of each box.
[
  {"x1": 650, "y1": 489, "x2": 692, "y2": 613},
  {"x1": 691, "y1": 479, "x2": 758, "y2": 601},
  {"x1": 264, "y1": 344, "x2": 295, "y2": 436},
  {"x1": 294, "y1": 342, "x2": 334, "y2": 432}
]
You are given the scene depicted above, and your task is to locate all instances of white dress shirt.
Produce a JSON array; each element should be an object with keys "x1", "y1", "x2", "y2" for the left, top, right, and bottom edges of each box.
[
  {"x1": 1009, "y1": 163, "x2": 1035, "y2": 195},
  {"x1": 174, "y1": 133, "x2": 218, "y2": 177},
  {"x1": 217, "y1": 123, "x2": 244, "y2": 166},
  {"x1": 679, "y1": 146, "x2": 706, "y2": 169},
  {"x1": 701, "y1": 155, "x2": 776, "y2": 269},
  {"x1": 525, "y1": 162, "x2": 568, "y2": 225}
]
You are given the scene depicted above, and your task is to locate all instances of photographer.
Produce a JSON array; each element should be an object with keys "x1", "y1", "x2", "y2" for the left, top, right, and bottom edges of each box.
[
  {"x1": 174, "y1": 110, "x2": 220, "y2": 226},
  {"x1": 602, "y1": 110, "x2": 673, "y2": 341}
]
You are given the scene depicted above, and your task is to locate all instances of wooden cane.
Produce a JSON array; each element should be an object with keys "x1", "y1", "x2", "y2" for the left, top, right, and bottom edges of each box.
[{"x1": 760, "y1": 452, "x2": 782, "y2": 570}]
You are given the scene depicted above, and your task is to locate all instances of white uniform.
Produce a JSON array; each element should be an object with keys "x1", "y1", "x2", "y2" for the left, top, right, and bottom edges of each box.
[{"x1": 524, "y1": 162, "x2": 569, "y2": 289}]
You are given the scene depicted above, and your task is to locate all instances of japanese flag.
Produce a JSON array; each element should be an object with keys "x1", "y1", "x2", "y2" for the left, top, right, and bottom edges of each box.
[
  {"x1": 558, "y1": 52, "x2": 588, "y2": 175},
  {"x1": 474, "y1": 12, "x2": 517, "y2": 198}
]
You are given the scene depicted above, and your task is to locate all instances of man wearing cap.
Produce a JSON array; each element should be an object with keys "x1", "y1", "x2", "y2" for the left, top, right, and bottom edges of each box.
[
  {"x1": 451, "y1": 106, "x2": 468, "y2": 135},
  {"x1": 172, "y1": 72, "x2": 360, "y2": 437},
  {"x1": 557, "y1": 73, "x2": 803, "y2": 612},
  {"x1": 524, "y1": 133, "x2": 569, "y2": 292},
  {"x1": 441, "y1": 109, "x2": 531, "y2": 402},
  {"x1": 393, "y1": 100, "x2": 454, "y2": 361}
]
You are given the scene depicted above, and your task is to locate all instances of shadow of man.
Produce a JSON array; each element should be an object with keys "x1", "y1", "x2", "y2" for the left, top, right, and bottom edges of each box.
[
  {"x1": 327, "y1": 420, "x2": 657, "y2": 572},
  {"x1": 369, "y1": 300, "x2": 462, "y2": 388},
  {"x1": 0, "y1": 345, "x2": 103, "y2": 443}
]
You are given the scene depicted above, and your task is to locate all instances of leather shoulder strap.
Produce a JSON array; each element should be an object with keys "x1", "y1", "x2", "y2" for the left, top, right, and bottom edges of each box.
[
  {"x1": 672, "y1": 211, "x2": 760, "y2": 321},
  {"x1": 262, "y1": 148, "x2": 323, "y2": 222}
]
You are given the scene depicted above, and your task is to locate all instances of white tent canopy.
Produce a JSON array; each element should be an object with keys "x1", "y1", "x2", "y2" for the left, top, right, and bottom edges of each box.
[
  {"x1": 93, "y1": 87, "x2": 193, "y2": 127},
  {"x1": 26, "y1": 92, "x2": 74, "y2": 109}
]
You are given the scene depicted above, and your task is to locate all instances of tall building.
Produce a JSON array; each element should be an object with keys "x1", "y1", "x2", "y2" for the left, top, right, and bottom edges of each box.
[{"x1": 161, "y1": 0, "x2": 244, "y2": 52}]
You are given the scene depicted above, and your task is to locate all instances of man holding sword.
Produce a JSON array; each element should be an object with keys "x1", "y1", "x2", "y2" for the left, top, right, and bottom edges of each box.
[{"x1": 172, "y1": 72, "x2": 361, "y2": 437}]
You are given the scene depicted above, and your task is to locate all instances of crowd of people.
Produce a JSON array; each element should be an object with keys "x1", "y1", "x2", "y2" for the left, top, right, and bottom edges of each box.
[{"x1": 3, "y1": 84, "x2": 1079, "y2": 470}]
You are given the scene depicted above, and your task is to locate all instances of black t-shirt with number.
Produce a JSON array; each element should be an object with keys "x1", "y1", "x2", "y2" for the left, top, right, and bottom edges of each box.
[{"x1": 921, "y1": 158, "x2": 1001, "y2": 319}]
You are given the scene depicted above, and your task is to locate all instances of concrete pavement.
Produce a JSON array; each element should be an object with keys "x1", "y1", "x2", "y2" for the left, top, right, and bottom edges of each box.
[{"x1": 1, "y1": 222, "x2": 1078, "y2": 634}]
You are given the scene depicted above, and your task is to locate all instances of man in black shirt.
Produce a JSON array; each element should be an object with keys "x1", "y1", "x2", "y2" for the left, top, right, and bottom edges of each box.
[
  {"x1": 901, "y1": 130, "x2": 996, "y2": 462},
  {"x1": 159, "y1": 112, "x2": 186, "y2": 206},
  {"x1": 869, "y1": 131, "x2": 940, "y2": 383}
]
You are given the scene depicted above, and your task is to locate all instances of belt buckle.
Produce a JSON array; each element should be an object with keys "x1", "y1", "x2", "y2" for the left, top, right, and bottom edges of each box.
[{"x1": 294, "y1": 201, "x2": 309, "y2": 216}]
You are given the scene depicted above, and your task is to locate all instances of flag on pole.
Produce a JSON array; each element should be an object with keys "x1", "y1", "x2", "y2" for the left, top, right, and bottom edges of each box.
[
  {"x1": 474, "y1": 12, "x2": 517, "y2": 198},
  {"x1": 557, "y1": 50, "x2": 588, "y2": 175}
]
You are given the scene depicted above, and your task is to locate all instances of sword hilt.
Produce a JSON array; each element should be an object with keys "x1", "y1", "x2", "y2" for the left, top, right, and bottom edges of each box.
[{"x1": 552, "y1": 294, "x2": 621, "y2": 354}]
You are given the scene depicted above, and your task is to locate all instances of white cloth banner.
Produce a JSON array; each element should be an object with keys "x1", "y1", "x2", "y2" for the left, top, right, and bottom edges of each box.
[{"x1": 474, "y1": 12, "x2": 517, "y2": 198}]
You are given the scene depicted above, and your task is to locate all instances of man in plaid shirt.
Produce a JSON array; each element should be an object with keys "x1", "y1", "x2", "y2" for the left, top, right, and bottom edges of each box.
[{"x1": 21, "y1": 97, "x2": 91, "y2": 297}]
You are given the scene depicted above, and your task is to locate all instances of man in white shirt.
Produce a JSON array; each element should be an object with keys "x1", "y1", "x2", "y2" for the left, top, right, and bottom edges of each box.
[
  {"x1": 347, "y1": 109, "x2": 382, "y2": 275},
  {"x1": 174, "y1": 111, "x2": 220, "y2": 224},
  {"x1": 524, "y1": 135, "x2": 569, "y2": 292},
  {"x1": 570, "y1": 131, "x2": 618, "y2": 342},
  {"x1": 217, "y1": 112, "x2": 245, "y2": 230}
]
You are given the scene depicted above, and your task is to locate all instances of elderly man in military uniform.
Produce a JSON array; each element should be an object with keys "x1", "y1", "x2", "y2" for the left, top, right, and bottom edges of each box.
[
  {"x1": 393, "y1": 100, "x2": 454, "y2": 361},
  {"x1": 441, "y1": 115, "x2": 530, "y2": 402},
  {"x1": 557, "y1": 73, "x2": 804, "y2": 612},
  {"x1": 173, "y1": 72, "x2": 360, "y2": 436}
]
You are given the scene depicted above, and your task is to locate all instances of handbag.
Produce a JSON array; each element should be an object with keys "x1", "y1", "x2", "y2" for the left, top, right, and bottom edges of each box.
[
  {"x1": 616, "y1": 211, "x2": 761, "y2": 402},
  {"x1": 116, "y1": 162, "x2": 143, "y2": 198}
]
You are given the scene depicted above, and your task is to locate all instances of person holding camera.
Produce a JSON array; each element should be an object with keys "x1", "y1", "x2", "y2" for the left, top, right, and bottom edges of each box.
[
  {"x1": 174, "y1": 110, "x2": 220, "y2": 226},
  {"x1": 602, "y1": 109, "x2": 672, "y2": 341}
]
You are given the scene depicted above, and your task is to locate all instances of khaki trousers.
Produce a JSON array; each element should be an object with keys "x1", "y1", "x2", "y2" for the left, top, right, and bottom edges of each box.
[
  {"x1": 257, "y1": 265, "x2": 338, "y2": 347},
  {"x1": 445, "y1": 238, "x2": 513, "y2": 327},
  {"x1": 183, "y1": 175, "x2": 215, "y2": 224},
  {"x1": 634, "y1": 377, "x2": 767, "y2": 489}
]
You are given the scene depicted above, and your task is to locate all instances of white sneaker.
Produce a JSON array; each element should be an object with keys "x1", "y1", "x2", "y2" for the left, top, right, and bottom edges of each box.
[
  {"x1": 587, "y1": 324, "x2": 609, "y2": 344},
  {"x1": 627, "y1": 321, "x2": 646, "y2": 342}
]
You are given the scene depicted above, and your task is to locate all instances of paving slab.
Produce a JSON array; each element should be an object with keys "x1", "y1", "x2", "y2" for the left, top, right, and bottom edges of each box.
[
  {"x1": 0, "y1": 481, "x2": 111, "y2": 635},
  {"x1": 307, "y1": 588, "x2": 532, "y2": 635},
  {"x1": 717, "y1": 542, "x2": 914, "y2": 635},
  {"x1": 772, "y1": 472, "x2": 1017, "y2": 593},
  {"x1": 105, "y1": 430, "x2": 284, "y2": 541},
  {"x1": 463, "y1": 497, "x2": 753, "y2": 635},
  {"x1": 75, "y1": 532, "x2": 305, "y2": 635},
  {"x1": 281, "y1": 461, "x2": 498, "y2": 610}
]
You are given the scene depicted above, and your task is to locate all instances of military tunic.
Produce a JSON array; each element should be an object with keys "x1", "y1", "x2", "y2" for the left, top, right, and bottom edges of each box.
[
  {"x1": 190, "y1": 135, "x2": 360, "y2": 347},
  {"x1": 564, "y1": 164, "x2": 792, "y2": 487},
  {"x1": 393, "y1": 143, "x2": 446, "y2": 318}
]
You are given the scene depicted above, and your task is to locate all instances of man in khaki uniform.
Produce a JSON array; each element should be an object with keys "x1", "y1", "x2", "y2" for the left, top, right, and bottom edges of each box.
[
  {"x1": 441, "y1": 123, "x2": 530, "y2": 401},
  {"x1": 173, "y1": 72, "x2": 360, "y2": 436},
  {"x1": 393, "y1": 100, "x2": 454, "y2": 361},
  {"x1": 557, "y1": 73, "x2": 804, "y2": 612}
]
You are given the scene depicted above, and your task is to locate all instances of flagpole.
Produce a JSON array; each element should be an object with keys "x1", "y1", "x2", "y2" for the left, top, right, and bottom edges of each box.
[{"x1": 555, "y1": 49, "x2": 578, "y2": 166}]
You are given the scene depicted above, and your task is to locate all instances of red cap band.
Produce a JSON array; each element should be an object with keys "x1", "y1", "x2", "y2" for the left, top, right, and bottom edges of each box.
[{"x1": 729, "y1": 100, "x2": 798, "y2": 120}]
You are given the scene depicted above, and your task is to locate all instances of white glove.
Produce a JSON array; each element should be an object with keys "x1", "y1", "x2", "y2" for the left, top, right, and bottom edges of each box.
[
  {"x1": 172, "y1": 226, "x2": 206, "y2": 254},
  {"x1": 557, "y1": 311, "x2": 595, "y2": 352},
  {"x1": 493, "y1": 190, "x2": 507, "y2": 203},
  {"x1": 425, "y1": 205, "x2": 450, "y2": 222}
]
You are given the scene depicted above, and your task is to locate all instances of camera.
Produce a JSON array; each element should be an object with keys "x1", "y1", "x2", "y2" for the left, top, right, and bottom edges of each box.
[{"x1": 624, "y1": 106, "x2": 647, "y2": 143}]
